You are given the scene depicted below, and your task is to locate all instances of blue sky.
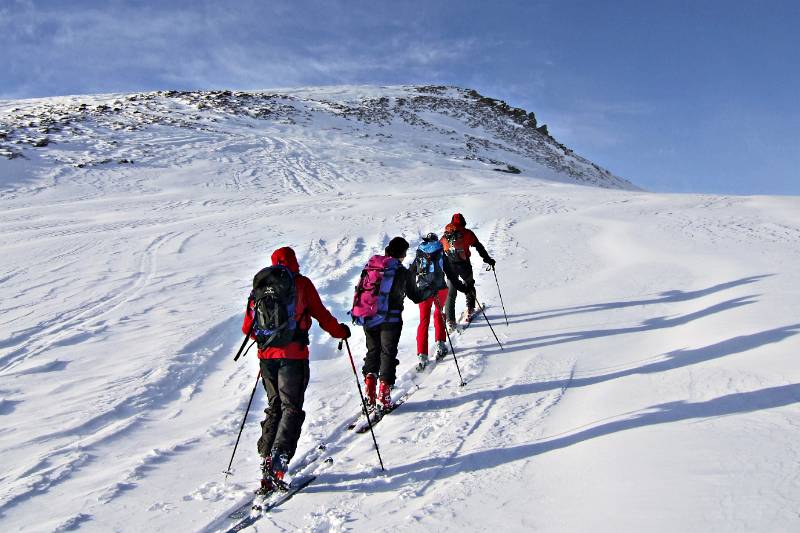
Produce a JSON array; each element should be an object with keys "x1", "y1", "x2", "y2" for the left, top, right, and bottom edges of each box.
[{"x1": 2, "y1": 0, "x2": 798, "y2": 194}]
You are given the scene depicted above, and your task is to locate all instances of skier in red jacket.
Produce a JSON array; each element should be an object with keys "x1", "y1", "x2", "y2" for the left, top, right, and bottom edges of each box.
[
  {"x1": 241, "y1": 246, "x2": 350, "y2": 493},
  {"x1": 440, "y1": 213, "x2": 496, "y2": 329}
]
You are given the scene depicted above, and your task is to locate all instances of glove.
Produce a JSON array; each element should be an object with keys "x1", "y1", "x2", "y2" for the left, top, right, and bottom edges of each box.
[
  {"x1": 456, "y1": 280, "x2": 468, "y2": 293},
  {"x1": 485, "y1": 257, "x2": 496, "y2": 268},
  {"x1": 338, "y1": 323, "x2": 351, "y2": 339}
]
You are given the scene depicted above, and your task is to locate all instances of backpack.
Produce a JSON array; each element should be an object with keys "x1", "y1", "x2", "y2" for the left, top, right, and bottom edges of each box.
[
  {"x1": 443, "y1": 228, "x2": 468, "y2": 262},
  {"x1": 250, "y1": 265, "x2": 298, "y2": 349},
  {"x1": 414, "y1": 241, "x2": 446, "y2": 292},
  {"x1": 351, "y1": 255, "x2": 402, "y2": 328}
]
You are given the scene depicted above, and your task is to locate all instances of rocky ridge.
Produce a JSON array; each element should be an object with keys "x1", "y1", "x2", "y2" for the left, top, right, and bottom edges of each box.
[{"x1": 0, "y1": 85, "x2": 635, "y2": 190}]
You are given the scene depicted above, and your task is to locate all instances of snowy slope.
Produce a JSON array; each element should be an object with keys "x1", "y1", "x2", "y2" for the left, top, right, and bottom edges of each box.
[{"x1": 1, "y1": 86, "x2": 799, "y2": 533}]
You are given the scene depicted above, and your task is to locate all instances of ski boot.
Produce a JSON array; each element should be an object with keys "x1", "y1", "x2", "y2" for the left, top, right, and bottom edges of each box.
[
  {"x1": 268, "y1": 448, "x2": 290, "y2": 491},
  {"x1": 377, "y1": 379, "x2": 393, "y2": 412},
  {"x1": 465, "y1": 307, "x2": 476, "y2": 323},
  {"x1": 416, "y1": 353, "x2": 429, "y2": 372},
  {"x1": 364, "y1": 373, "x2": 377, "y2": 409},
  {"x1": 257, "y1": 456, "x2": 274, "y2": 495},
  {"x1": 446, "y1": 319, "x2": 457, "y2": 333},
  {"x1": 434, "y1": 341, "x2": 448, "y2": 361}
]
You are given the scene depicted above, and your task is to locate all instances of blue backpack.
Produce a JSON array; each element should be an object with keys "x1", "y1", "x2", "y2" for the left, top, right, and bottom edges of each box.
[{"x1": 414, "y1": 241, "x2": 447, "y2": 292}]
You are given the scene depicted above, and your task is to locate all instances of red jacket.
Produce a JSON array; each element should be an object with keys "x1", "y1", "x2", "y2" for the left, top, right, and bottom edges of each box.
[
  {"x1": 242, "y1": 247, "x2": 347, "y2": 360},
  {"x1": 440, "y1": 213, "x2": 490, "y2": 263}
]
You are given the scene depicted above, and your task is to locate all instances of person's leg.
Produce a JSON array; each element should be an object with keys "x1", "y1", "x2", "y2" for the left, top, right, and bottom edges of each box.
[
  {"x1": 362, "y1": 327, "x2": 381, "y2": 403},
  {"x1": 362, "y1": 327, "x2": 381, "y2": 376},
  {"x1": 257, "y1": 359, "x2": 281, "y2": 457},
  {"x1": 462, "y1": 264, "x2": 476, "y2": 312},
  {"x1": 445, "y1": 277, "x2": 458, "y2": 324},
  {"x1": 270, "y1": 358, "x2": 311, "y2": 462},
  {"x1": 378, "y1": 324, "x2": 403, "y2": 386},
  {"x1": 432, "y1": 288, "x2": 449, "y2": 342},
  {"x1": 416, "y1": 297, "x2": 433, "y2": 355}
]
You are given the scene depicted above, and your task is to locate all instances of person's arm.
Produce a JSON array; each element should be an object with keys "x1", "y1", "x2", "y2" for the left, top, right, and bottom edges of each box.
[
  {"x1": 470, "y1": 231, "x2": 495, "y2": 266},
  {"x1": 241, "y1": 297, "x2": 256, "y2": 338},
  {"x1": 303, "y1": 278, "x2": 350, "y2": 338}
]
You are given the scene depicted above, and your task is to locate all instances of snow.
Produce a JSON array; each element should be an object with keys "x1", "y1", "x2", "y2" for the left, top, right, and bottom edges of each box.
[{"x1": 1, "y1": 85, "x2": 799, "y2": 532}]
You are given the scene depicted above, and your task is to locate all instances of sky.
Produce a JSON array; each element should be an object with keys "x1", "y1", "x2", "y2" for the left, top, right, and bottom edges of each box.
[{"x1": 2, "y1": 0, "x2": 798, "y2": 195}]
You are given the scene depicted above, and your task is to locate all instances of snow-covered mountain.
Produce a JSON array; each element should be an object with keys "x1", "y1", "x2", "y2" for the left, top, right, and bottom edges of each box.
[
  {"x1": 0, "y1": 85, "x2": 635, "y2": 196},
  {"x1": 1, "y1": 85, "x2": 798, "y2": 533}
]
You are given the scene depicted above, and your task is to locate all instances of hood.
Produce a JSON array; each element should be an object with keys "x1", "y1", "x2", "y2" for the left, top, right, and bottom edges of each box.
[
  {"x1": 451, "y1": 213, "x2": 466, "y2": 227},
  {"x1": 271, "y1": 246, "x2": 300, "y2": 273}
]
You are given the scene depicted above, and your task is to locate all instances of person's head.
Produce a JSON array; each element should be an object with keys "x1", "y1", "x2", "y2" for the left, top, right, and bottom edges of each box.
[
  {"x1": 451, "y1": 213, "x2": 466, "y2": 227},
  {"x1": 385, "y1": 236, "x2": 409, "y2": 259},
  {"x1": 422, "y1": 232, "x2": 438, "y2": 243},
  {"x1": 271, "y1": 246, "x2": 300, "y2": 273}
]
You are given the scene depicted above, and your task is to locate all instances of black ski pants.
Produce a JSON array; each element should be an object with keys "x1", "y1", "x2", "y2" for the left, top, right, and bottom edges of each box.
[
  {"x1": 257, "y1": 358, "x2": 310, "y2": 460},
  {"x1": 445, "y1": 260, "x2": 476, "y2": 323},
  {"x1": 362, "y1": 323, "x2": 403, "y2": 386}
]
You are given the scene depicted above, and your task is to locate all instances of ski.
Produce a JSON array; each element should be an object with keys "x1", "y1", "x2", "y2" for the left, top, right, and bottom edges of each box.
[
  {"x1": 347, "y1": 355, "x2": 437, "y2": 431},
  {"x1": 352, "y1": 396, "x2": 408, "y2": 433},
  {"x1": 225, "y1": 442, "x2": 328, "y2": 522},
  {"x1": 224, "y1": 475, "x2": 317, "y2": 532},
  {"x1": 456, "y1": 302, "x2": 486, "y2": 334},
  {"x1": 347, "y1": 404, "x2": 376, "y2": 431}
]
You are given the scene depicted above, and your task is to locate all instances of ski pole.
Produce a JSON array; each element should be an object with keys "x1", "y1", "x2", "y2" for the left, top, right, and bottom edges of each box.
[
  {"x1": 223, "y1": 369, "x2": 262, "y2": 478},
  {"x1": 487, "y1": 265, "x2": 509, "y2": 326},
  {"x1": 475, "y1": 293, "x2": 504, "y2": 350},
  {"x1": 340, "y1": 339, "x2": 385, "y2": 471},
  {"x1": 434, "y1": 295, "x2": 466, "y2": 387}
]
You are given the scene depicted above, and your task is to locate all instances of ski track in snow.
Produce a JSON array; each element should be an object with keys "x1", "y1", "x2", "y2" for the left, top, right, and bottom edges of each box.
[{"x1": 1, "y1": 87, "x2": 799, "y2": 532}]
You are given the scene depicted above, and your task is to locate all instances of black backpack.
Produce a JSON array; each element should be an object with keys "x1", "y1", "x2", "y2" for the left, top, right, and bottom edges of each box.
[
  {"x1": 250, "y1": 265, "x2": 298, "y2": 349},
  {"x1": 414, "y1": 241, "x2": 447, "y2": 292}
]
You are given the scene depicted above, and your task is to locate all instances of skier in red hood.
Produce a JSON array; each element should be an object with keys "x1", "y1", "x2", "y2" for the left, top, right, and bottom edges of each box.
[
  {"x1": 241, "y1": 246, "x2": 350, "y2": 494},
  {"x1": 440, "y1": 213, "x2": 496, "y2": 329}
]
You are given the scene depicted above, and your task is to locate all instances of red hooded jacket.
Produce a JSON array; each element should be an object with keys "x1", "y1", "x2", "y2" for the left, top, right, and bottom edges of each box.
[
  {"x1": 241, "y1": 247, "x2": 348, "y2": 360},
  {"x1": 440, "y1": 213, "x2": 491, "y2": 263}
]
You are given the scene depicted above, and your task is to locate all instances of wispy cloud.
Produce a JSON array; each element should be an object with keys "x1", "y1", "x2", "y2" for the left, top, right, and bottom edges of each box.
[{"x1": 2, "y1": 1, "x2": 498, "y2": 96}]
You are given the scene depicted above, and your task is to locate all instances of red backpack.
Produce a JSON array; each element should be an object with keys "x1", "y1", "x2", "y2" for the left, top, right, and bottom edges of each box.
[{"x1": 442, "y1": 224, "x2": 468, "y2": 262}]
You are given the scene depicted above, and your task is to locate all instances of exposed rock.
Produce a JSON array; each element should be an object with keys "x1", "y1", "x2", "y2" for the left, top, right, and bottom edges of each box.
[{"x1": 0, "y1": 85, "x2": 634, "y2": 189}]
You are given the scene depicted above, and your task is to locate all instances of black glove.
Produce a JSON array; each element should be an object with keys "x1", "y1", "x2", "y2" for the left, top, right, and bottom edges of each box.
[
  {"x1": 456, "y1": 280, "x2": 468, "y2": 293},
  {"x1": 485, "y1": 257, "x2": 496, "y2": 268},
  {"x1": 339, "y1": 323, "x2": 351, "y2": 339}
]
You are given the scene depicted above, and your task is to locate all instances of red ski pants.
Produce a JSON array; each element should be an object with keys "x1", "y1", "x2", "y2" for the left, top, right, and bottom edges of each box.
[{"x1": 416, "y1": 288, "x2": 449, "y2": 355}]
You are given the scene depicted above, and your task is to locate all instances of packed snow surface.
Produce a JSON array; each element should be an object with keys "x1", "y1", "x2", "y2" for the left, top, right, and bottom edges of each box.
[{"x1": 0, "y1": 86, "x2": 798, "y2": 532}]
